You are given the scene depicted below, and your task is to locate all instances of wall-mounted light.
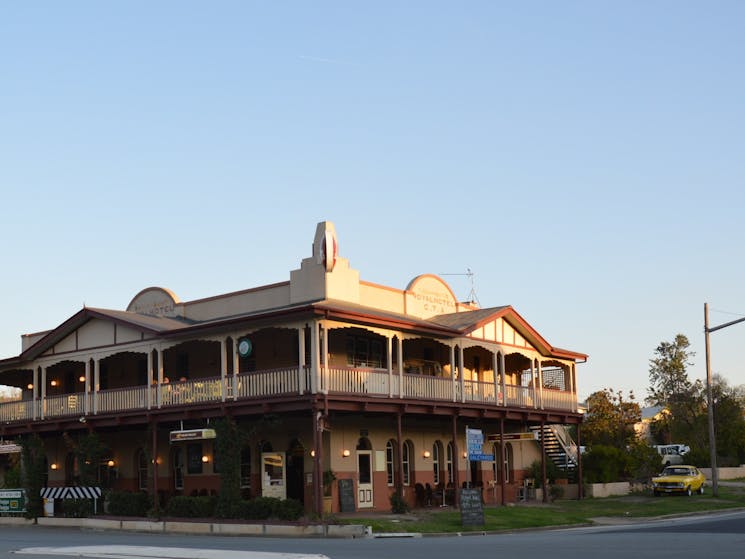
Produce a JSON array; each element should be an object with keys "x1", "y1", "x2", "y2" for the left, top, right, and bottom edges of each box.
[
  {"x1": 79, "y1": 376, "x2": 86, "y2": 383},
  {"x1": 50, "y1": 380, "x2": 59, "y2": 387},
  {"x1": 423, "y1": 450, "x2": 431, "y2": 459},
  {"x1": 50, "y1": 463, "x2": 59, "y2": 470},
  {"x1": 152, "y1": 457, "x2": 162, "y2": 465},
  {"x1": 342, "y1": 449, "x2": 351, "y2": 457},
  {"x1": 107, "y1": 460, "x2": 115, "y2": 468},
  {"x1": 202, "y1": 455, "x2": 210, "y2": 463},
  {"x1": 462, "y1": 451, "x2": 468, "y2": 459},
  {"x1": 310, "y1": 450, "x2": 316, "y2": 457},
  {"x1": 27, "y1": 384, "x2": 33, "y2": 390}
]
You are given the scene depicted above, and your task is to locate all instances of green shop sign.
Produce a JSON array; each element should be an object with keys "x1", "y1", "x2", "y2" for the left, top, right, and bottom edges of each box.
[{"x1": 0, "y1": 489, "x2": 25, "y2": 513}]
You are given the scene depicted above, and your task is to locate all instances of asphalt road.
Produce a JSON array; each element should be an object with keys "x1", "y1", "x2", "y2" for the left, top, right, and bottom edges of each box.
[{"x1": 1, "y1": 510, "x2": 744, "y2": 559}]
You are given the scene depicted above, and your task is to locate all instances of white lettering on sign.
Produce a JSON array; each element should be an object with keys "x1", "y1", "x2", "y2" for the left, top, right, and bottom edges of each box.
[
  {"x1": 406, "y1": 275, "x2": 458, "y2": 318},
  {"x1": 131, "y1": 301, "x2": 175, "y2": 316},
  {"x1": 127, "y1": 287, "x2": 180, "y2": 317}
]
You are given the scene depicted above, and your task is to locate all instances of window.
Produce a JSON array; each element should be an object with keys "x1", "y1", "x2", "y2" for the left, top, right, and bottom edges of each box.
[
  {"x1": 446, "y1": 442, "x2": 454, "y2": 484},
  {"x1": 432, "y1": 442, "x2": 441, "y2": 485},
  {"x1": 346, "y1": 335, "x2": 384, "y2": 368},
  {"x1": 240, "y1": 447, "x2": 251, "y2": 488},
  {"x1": 187, "y1": 443, "x2": 203, "y2": 474},
  {"x1": 402, "y1": 440, "x2": 413, "y2": 486},
  {"x1": 386, "y1": 440, "x2": 396, "y2": 486},
  {"x1": 173, "y1": 448, "x2": 184, "y2": 490},
  {"x1": 137, "y1": 450, "x2": 148, "y2": 491},
  {"x1": 504, "y1": 443, "x2": 514, "y2": 483}
]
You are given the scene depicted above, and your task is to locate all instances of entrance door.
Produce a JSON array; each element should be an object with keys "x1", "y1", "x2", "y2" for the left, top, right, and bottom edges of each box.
[
  {"x1": 356, "y1": 450, "x2": 373, "y2": 508},
  {"x1": 261, "y1": 452, "x2": 286, "y2": 499}
]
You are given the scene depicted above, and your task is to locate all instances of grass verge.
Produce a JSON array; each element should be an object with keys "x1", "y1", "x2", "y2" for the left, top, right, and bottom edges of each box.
[{"x1": 340, "y1": 485, "x2": 745, "y2": 534}]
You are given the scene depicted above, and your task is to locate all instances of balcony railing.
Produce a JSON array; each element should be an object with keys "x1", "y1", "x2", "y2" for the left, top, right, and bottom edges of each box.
[{"x1": 0, "y1": 365, "x2": 576, "y2": 423}]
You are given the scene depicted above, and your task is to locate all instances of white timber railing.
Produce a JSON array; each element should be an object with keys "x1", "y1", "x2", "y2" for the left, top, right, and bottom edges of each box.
[{"x1": 0, "y1": 365, "x2": 577, "y2": 422}]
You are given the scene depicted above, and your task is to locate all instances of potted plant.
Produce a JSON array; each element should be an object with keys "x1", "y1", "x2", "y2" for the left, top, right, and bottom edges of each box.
[{"x1": 323, "y1": 470, "x2": 336, "y2": 514}]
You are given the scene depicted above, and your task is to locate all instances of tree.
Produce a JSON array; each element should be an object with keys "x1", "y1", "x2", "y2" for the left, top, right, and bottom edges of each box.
[
  {"x1": 647, "y1": 334, "x2": 705, "y2": 445},
  {"x1": 647, "y1": 334, "x2": 697, "y2": 407},
  {"x1": 213, "y1": 417, "x2": 246, "y2": 518},
  {"x1": 583, "y1": 388, "x2": 641, "y2": 449},
  {"x1": 20, "y1": 434, "x2": 46, "y2": 518},
  {"x1": 711, "y1": 375, "x2": 745, "y2": 466}
]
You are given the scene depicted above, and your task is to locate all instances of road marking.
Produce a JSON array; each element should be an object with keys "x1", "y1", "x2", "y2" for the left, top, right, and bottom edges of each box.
[{"x1": 15, "y1": 546, "x2": 329, "y2": 559}]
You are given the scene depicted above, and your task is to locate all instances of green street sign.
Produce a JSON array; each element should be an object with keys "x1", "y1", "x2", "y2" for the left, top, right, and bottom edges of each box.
[{"x1": 0, "y1": 489, "x2": 25, "y2": 513}]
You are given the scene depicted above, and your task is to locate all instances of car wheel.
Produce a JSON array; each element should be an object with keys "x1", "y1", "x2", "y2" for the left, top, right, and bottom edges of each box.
[
  {"x1": 698, "y1": 485, "x2": 704, "y2": 495},
  {"x1": 686, "y1": 486, "x2": 692, "y2": 496}
]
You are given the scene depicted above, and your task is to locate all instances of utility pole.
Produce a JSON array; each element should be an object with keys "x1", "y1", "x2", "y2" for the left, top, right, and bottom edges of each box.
[
  {"x1": 704, "y1": 303, "x2": 718, "y2": 497},
  {"x1": 704, "y1": 303, "x2": 745, "y2": 498}
]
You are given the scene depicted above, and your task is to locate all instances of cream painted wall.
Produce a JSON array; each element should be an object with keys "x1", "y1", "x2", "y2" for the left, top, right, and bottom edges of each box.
[
  {"x1": 77, "y1": 319, "x2": 116, "y2": 348},
  {"x1": 358, "y1": 283, "x2": 403, "y2": 314},
  {"x1": 54, "y1": 333, "x2": 77, "y2": 353},
  {"x1": 116, "y1": 325, "x2": 142, "y2": 344},
  {"x1": 184, "y1": 284, "x2": 291, "y2": 322}
]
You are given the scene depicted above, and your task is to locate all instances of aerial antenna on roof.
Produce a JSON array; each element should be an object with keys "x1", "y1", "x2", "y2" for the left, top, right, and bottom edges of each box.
[{"x1": 439, "y1": 268, "x2": 480, "y2": 306}]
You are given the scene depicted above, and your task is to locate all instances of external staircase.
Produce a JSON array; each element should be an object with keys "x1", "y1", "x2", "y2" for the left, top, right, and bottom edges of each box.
[{"x1": 529, "y1": 424, "x2": 579, "y2": 482}]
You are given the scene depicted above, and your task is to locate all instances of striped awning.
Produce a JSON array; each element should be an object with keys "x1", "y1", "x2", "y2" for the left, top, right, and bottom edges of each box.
[{"x1": 40, "y1": 487, "x2": 102, "y2": 499}]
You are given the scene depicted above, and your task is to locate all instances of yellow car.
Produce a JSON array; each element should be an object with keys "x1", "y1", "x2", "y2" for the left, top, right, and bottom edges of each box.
[{"x1": 652, "y1": 465, "x2": 706, "y2": 496}]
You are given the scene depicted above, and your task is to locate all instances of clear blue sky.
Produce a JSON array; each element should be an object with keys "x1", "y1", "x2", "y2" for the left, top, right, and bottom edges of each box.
[{"x1": 1, "y1": 1, "x2": 743, "y2": 401}]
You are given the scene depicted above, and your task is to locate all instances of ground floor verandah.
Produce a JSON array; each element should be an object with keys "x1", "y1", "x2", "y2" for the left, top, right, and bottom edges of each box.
[{"x1": 0, "y1": 395, "x2": 582, "y2": 517}]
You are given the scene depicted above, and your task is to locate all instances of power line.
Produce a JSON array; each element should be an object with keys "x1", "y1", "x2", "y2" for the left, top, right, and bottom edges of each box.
[{"x1": 710, "y1": 308, "x2": 745, "y2": 318}]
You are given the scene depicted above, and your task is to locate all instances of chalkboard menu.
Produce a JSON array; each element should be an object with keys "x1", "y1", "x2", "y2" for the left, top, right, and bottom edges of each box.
[
  {"x1": 338, "y1": 478, "x2": 355, "y2": 513},
  {"x1": 459, "y1": 488, "x2": 484, "y2": 526}
]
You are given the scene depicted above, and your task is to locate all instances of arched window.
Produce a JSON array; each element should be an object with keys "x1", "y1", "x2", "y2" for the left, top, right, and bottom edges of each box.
[
  {"x1": 137, "y1": 450, "x2": 148, "y2": 491},
  {"x1": 446, "y1": 442, "x2": 454, "y2": 484},
  {"x1": 385, "y1": 440, "x2": 396, "y2": 486},
  {"x1": 432, "y1": 441, "x2": 442, "y2": 485},
  {"x1": 240, "y1": 446, "x2": 251, "y2": 489},
  {"x1": 504, "y1": 443, "x2": 514, "y2": 483},
  {"x1": 402, "y1": 440, "x2": 413, "y2": 486},
  {"x1": 173, "y1": 448, "x2": 184, "y2": 490}
]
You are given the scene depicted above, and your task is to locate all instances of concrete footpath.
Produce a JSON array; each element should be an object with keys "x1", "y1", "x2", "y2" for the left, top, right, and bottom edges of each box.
[
  {"x1": 15, "y1": 545, "x2": 330, "y2": 559},
  {"x1": 0, "y1": 516, "x2": 368, "y2": 538}
]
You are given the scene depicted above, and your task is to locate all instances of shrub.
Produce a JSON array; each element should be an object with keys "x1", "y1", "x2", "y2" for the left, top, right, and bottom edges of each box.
[
  {"x1": 165, "y1": 495, "x2": 216, "y2": 518},
  {"x1": 61, "y1": 498, "x2": 93, "y2": 518},
  {"x1": 583, "y1": 445, "x2": 627, "y2": 483},
  {"x1": 242, "y1": 496, "x2": 278, "y2": 520},
  {"x1": 626, "y1": 441, "x2": 664, "y2": 482},
  {"x1": 2, "y1": 463, "x2": 21, "y2": 489},
  {"x1": 107, "y1": 491, "x2": 151, "y2": 517},
  {"x1": 390, "y1": 491, "x2": 408, "y2": 514},
  {"x1": 549, "y1": 484, "x2": 564, "y2": 502},
  {"x1": 214, "y1": 496, "x2": 243, "y2": 519},
  {"x1": 274, "y1": 498, "x2": 303, "y2": 520},
  {"x1": 526, "y1": 458, "x2": 562, "y2": 488},
  {"x1": 686, "y1": 447, "x2": 711, "y2": 468}
]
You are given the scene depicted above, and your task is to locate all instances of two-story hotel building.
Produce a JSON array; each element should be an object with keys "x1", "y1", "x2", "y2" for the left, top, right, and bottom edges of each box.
[{"x1": 0, "y1": 221, "x2": 586, "y2": 515}]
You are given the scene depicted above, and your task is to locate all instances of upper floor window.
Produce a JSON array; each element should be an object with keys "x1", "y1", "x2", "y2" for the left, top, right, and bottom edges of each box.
[{"x1": 346, "y1": 335, "x2": 384, "y2": 368}]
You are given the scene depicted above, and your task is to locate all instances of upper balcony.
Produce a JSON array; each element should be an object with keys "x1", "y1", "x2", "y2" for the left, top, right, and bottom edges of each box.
[{"x1": 0, "y1": 361, "x2": 577, "y2": 426}]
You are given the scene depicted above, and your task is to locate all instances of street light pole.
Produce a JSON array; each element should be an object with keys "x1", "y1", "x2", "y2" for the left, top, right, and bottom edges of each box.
[{"x1": 704, "y1": 302, "x2": 745, "y2": 498}]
